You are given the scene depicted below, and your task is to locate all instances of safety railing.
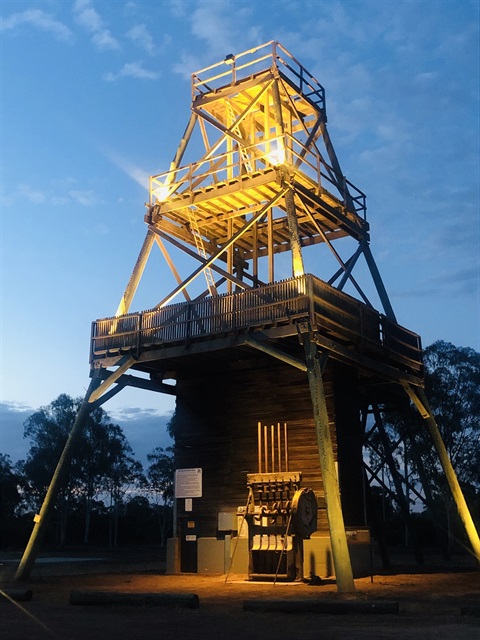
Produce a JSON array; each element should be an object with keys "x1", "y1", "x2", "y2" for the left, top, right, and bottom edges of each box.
[
  {"x1": 91, "y1": 274, "x2": 422, "y2": 376},
  {"x1": 149, "y1": 132, "x2": 366, "y2": 220},
  {"x1": 191, "y1": 41, "x2": 325, "y2": 114}
]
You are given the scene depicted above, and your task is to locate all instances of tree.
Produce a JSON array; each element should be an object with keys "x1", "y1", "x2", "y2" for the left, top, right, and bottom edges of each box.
[
  {"x1": 145, "y1": 446, "x2": 175, "y2": 546},
  {"x1": 102, "y1": 424, "x2": 144, "y2": 547},
  {"x1": 421, "y1": 341, "x2": 480, "y2": 491},
  {"x1": 382, "y1": 341, "x2": 480, "y2": 554},
  {"x1": 21, "y1": 394, "x2": 143, "y2": 546},
  {"x1": 0, "y1": 454, "x2": 23, "y2": 547},
  {"x1": 22, "y1": 394, "x2": 79, "y2": 544}
]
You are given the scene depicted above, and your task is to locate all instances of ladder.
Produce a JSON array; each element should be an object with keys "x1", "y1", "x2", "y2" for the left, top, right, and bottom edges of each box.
[
  {"x1": 187, "y1": 207, "x2": 217, "y2": 296},
  {"x1": 226, "y1": 102, "x2": 253, "y2": 173}
]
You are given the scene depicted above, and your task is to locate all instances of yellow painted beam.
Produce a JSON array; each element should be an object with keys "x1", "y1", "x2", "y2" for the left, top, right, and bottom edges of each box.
[
  {"x1": 88, "y1": 358, "x2": 136, "y2": 404},
  {"x1": 402, "y1": 383, "x2": 480, "y2": 563}
]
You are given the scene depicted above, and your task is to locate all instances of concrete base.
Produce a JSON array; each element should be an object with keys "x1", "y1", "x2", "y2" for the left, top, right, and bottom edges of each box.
[
  {"x1": 304, "y1": 529, "x2": 371, "y2": 579},
  {"x1": 166, "y1": 530, "x2": 371, "y2": 579},
  {"x1": 197, "y1": 538, "x2": 225, "y2": 574},
  {"x1": 166, "y1": 538, "x2": 180, "y2": 574}
]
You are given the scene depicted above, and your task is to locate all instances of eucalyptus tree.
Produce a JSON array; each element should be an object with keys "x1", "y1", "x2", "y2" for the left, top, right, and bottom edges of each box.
[
  {"x1": 145, "y1": 446, "x2": 175, "y2": 546},
  {"x1": 0, "y1": 454, "x2": 24, "y2": 547},
  {"x1": 102, "y1": 424, "x2": 144, "y2": 547},
  {"x1": 21, "y1": 394, "x2": 143, "y2": 546},
  {"x1": 22, "y1": 394, "x2": 79, "y2": 544},
  {"x1": 381, "y1": 341, "x2": 480, "y2": 554}
]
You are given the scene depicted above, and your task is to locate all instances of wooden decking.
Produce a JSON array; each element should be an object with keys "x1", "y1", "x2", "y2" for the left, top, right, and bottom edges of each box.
[{"x1": 90, "y1": 274, "x2": 423, "y2": 381}]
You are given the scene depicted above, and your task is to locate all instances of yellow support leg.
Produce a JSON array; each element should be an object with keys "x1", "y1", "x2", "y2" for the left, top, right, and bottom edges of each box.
[{"x1": 303, "y1": 331, "x2": 355, "y2": 593}]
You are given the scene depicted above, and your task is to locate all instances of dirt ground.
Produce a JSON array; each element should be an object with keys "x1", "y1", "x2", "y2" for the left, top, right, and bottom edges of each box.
[{"x1": 1, "y1": 549, "x2": 479, "y2": 640}]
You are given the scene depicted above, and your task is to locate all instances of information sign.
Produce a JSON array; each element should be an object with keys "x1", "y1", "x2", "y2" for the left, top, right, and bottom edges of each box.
[{"x1": 175, "y1": 468, "x2": 202, "y2": 498}]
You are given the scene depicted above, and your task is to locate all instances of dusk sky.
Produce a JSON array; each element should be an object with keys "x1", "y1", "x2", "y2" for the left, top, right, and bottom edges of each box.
[{"x1": 1, "y1": 0, "x2": 479, "y2": 464}]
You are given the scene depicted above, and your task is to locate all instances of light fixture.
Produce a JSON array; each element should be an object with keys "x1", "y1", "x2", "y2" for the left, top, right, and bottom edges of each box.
[
  {"x1": 152, "y1": 183, "x2": 170, "y2": 202},
  {"x1": 266, "y1": 140, "x2": 286, "y2": 166},
  {"x1": 224, "y1": 53, "x2": 235, "y2": 65}
]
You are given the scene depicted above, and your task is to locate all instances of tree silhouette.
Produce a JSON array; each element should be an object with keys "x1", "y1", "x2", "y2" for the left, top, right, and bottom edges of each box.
[
  {"x1": 22, "y1": 394, "x2": 143, "y2": 546},
  {"x1": 381, "y1": 341, "x2": 480, "y2": 554},
  {"x1": 145, "y1": 446, "x2": 175, "y2": 546}
]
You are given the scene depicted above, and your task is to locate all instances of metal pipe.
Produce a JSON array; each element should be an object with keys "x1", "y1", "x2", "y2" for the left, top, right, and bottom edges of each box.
[
  {"x1": 264, "y1": 425, "x2": 268, "y2": 473},
  {"x1": 258, "y1": 422, "x2": 262, "y2": 473},
  {"x1": 277, "y1": 422, "x2": 282, "y2": 473},
  {"x1": 271, "y1": 425, "x2": 275, "y2": 472}
]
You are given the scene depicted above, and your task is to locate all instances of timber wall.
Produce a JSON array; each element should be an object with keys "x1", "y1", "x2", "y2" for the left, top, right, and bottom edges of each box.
[{"x1": 172, "y1": 359, "x2": 365, "y2": 538}]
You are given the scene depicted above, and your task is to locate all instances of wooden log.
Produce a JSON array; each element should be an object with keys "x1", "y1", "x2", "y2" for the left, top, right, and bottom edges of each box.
[
  {"x1": 243, "y1": 599, "x2": 399, "y2": 614},
  {"x1": 0, "y1": 589, "x2": 33, "y2": 602}
]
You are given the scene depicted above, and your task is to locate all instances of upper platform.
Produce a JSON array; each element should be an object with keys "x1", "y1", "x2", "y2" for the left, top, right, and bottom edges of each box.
[{"x1": 147, "y1": 41, "x2": 369, "y2": 272}]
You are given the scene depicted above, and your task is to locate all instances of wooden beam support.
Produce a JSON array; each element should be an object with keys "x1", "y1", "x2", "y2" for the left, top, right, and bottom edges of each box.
[
  {"x1": 284, "y1": 185, "x2": 305, "y2": 277},
  {"x1": 302, "y1": 330, "x2": 355, "y2": 593},
  {"x1": 154, "y1": 236, "x2": 192, "y2": 301},
  {"x1": 402, "y1": 383, "x2": 480, "y2": 563},
  {"x1": 243, "y1": 336, "x2": 307, "y2": 371},
  {"x1": 115, "y1": 230, "x2": 155, "y2": 317},
  {"x1": 361, "y1": 240, "x2": 396, "y2": 322},
  {"x1": 149, "y1": 226, "x2": 249, "y2": 293},
  {"x1": 154, "y1": 189, "x2": 287, "y2": 308},
  {"x1": 94, "y1": 368, "x2": 177, "y2": 396},
  {"x1": 88, "y1": 357, "x2": 136, "y2": 404},
  {"x1": 15, "y1": 375, "x2": 102, "y2": 582}
]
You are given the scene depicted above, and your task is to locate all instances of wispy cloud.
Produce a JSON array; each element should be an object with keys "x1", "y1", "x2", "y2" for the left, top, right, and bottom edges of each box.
[
  {"x1": 108, "y1": 406, "x2": 173, "y2": 422},
  {"x1": 2, "y1": 183, "x2": 99, "y2": 207},
  {"x1": 168, "y1": 0, "x2": 188, "y2": 19},
  {"x1": 172, "y1": 0, "x2": 259, "y2": 78},
  {"x1": 0, "y1": 400, "x2": 33, "y2": 414},
  {"x1": 68, "y1": 190, "x2": 97, "y2": 206},
  {"x1": 106, "y1": 406, "x2": 174, "y2": 463},
  {"x1": 126, "y1": 24, "x2": 156, "y2": 55},
  {"x1": 73, "y1": 0, "x2": 120, "y2": 51},
  {"x1": 101, "y1": 148, "x2": 150, "y2": 189},
  {"x1": 190, "y1": 1, "x2": 236, "y2": 56},
  {"x1": 0, "y1": 9, "x2": 74, "y2": 42},
  {"x1": 0, "y1": 402, "x2": 34, "y2": 462},
  {"x1": 14, "y1": 184, "x2": 47, "y2": 205},
  {"x1": 394, "y1": 265, "x2": 479, "y2": 299},
  {"x1": 104, "y1": 61, "x2": 160, "y2": 81}
]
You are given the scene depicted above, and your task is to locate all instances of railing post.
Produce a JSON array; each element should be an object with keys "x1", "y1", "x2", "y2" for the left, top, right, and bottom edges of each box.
[
  {"x1": 307, "y1": 275, "x2": 315, "y2": 324},
  {"x1": 90, "y1": 321, "x2": 95, "y2": 364},
  {"x1": 136, "y1": 313, "x2": 142, "y2": 355},
  {"x1": 186, "y1": 301, "x2": 192, "y2": 341}
]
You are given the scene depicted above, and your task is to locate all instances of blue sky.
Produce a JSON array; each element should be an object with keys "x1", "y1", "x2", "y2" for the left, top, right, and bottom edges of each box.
[{"x1": 1, "y1": 0, "x2": 479, "y2": 463}]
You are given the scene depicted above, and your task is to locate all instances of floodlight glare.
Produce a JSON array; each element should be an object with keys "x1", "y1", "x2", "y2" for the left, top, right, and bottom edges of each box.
[{"x1": 153, "y1": 184, "x2": 170, "y2": 202}]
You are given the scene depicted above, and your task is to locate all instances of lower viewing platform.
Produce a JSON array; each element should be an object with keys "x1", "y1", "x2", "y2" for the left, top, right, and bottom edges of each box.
[{"x1": 90, "y1": 274, "x2": 423, "y2": 382}]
